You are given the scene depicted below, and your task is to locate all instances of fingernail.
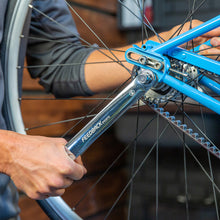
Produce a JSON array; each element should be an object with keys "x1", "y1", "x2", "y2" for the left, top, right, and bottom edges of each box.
[
  {"x1": 212, "y1": 38, "x2": 220, "y2": 46},
  {"x1": 199, "y1": 45, "x2": 207, "y2": 50}
]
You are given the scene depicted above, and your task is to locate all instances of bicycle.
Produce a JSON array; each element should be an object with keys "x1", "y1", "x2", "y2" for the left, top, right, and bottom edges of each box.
[{"x1": 1, "y1": 0, "x2": 220, "y2": 219}]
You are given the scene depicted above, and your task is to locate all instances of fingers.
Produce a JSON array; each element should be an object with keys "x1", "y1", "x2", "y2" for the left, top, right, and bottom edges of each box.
[
  {"x1": 64, "y1": 146, "x2": 75, "y2": 160},
  {"x1": 48, "y1": 188, "x2": 66, "y2": 197},
  {"x1": 75, "y1": 156, "x2": 84, "y2": 166},
  {"x1": 62, "y1": 158, "x2": 87, "y2": 181},
  {"x1": 33, "y1": 189, "x2": 66, "y2": 200},
  {"x1": 64, "y1": 146, "x2": 87, "y2": 178},
  {"x1": 170, "y1": 20, "x2": 220, "y2": 49},
  {"x1": 210, "y1": 37, "x2": 220, "y2": 48},
  {"x1": 25, "y1": 173, "x2": 80, "y2": 200},
  {"x1": 203, "y1": 27, "x2": 220, "y2": 38},
  {"x1": 199, "y1": 44, "x2": 220, "y2": 60},
  {"x1": 70, "y1": 161, "x2": 87, "y2": 180},
  {"x1": 9, "y1": 134, "x2": 87, "y2": 200},
  {"x1": 64, "y1": 146, "x2": 84, "y2": 166}
]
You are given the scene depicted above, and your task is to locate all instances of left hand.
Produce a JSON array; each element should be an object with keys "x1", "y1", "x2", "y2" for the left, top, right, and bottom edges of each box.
[
  {"x1": 168, "y1": 20, "x2": 220, "y2": 59},
  {"x1": 199, "y1": 37, "x2": 220, "y2": 60}
]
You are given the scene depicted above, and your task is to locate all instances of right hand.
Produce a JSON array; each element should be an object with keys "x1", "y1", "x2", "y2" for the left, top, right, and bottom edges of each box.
[{"x1": 1, "y1": 131, "x2": 86, "y2": 200}]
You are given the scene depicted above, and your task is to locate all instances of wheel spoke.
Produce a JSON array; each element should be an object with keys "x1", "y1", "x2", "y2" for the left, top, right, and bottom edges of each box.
[{"x1": 4, "y1": 0, "x2": 220, "y2": 219}]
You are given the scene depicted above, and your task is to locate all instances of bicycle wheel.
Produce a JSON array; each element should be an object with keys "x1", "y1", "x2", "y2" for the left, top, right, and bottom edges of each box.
[{"x1": 1, "y1": 0, "x2": 220, "y2": 219}]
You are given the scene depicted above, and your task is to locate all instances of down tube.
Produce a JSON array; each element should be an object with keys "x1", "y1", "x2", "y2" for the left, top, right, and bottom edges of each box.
[{"x1": 163, "y1": 74, "x2": 220, "y2": 114}]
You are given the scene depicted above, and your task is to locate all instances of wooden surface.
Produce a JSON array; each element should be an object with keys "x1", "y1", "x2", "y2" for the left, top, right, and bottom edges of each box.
[{"x1": 69, "y1": 0, "x2": 127, "y2": 48}]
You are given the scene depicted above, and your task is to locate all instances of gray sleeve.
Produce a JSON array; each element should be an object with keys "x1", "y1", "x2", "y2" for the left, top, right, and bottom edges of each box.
[{"x1": 26, "y1": 0, "x2": 95, "y2": 97}]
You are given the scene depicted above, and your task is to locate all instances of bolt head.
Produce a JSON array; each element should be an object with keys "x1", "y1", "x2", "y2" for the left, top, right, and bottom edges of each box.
[{"x1": 129, "y1": 90, "x2": 136, "y2": 96}]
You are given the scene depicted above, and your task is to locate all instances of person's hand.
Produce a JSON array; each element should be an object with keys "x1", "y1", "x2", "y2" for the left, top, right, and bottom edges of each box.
[
  {"x1": 1, "y1": 130, "x2": 86, "y2": 200},
  {"x1": 165, "y1": 20, "x2": 220, "y2": 59},
  {"x1": 199, "y1": 37, "x2": 220, "y2": 60},
  {"x1": 151, "y1": 20, "x2": 220, "y2": 60}
]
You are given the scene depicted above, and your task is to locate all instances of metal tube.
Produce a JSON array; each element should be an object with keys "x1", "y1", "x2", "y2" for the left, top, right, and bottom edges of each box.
[
  {"x1": 67, "y1": 74, "x2": 155, "y2": 157},
  {"x1": 163, "y1": 74, "x2": 220, "y2": 114},
  {"x1": 199, "y1": 76, "x2": 220, "y2": 95},
  {"x1": 152, "y1": 15, "x2": 220, "y2": 54}
]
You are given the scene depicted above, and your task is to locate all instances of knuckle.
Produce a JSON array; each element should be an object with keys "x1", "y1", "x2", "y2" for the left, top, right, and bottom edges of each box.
[
  {"x1": 74, "y1": 172, "x2": 84, "y2": 180},
  {"x1": 61, "y1": 138, "x2": 67, "y2": 145},
  {"x1": 60, "y1": 163, "x2": 73, "y2": 175},
  {"x1": 72, "y1": 165, "x2": 84, "y2": 180},
  {"x1": 27, "y1": 191, "x2": 40, "y2": 200},
  {"x1": 51, "y1": 177, "x2": 65, "y2": 188},
  {"x1": 56, "y1": 138, "x2": 67, "y2": 147},
  {"x1": 56, "y1": 189, "x2": 65, "y2": 196},
  {"x1": 39, "y1": 185, "x2": 50, "y2": 195},
  {"x1": 34, "y1": 180, "x2": 50, "y2": 194}
]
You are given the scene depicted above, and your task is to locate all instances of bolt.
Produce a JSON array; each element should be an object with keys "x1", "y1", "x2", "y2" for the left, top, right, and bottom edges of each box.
[
  {"x1": 182, "y1": 53, "x2": 187, "y2": 59},
  {"x1": 154, "y1": 62, "x2": 163, "y2": 70},
  {"x1": 139, "y1": 56, "x2": 147, "y2": 65},
  {"x1": 137, "y1": 74, "x2": 148, "y2": 83},
  {"x1": 129, "y1": 90, "x2": 136, "y2": 96}
]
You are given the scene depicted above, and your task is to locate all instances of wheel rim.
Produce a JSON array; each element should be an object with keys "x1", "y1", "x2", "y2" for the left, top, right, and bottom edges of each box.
[{"x1": 2, "y1": 0, "x2": 220, "y2": 219}]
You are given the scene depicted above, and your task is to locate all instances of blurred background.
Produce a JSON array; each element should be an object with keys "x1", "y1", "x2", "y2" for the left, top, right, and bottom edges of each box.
[{"x1": 18, "y1": 0, "x2": 220, "y2": 219}]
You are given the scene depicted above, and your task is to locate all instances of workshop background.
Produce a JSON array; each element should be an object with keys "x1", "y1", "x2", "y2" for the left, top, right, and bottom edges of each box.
[{"x1": 18, "y1": 0, "x2": 220, "y2": 219}]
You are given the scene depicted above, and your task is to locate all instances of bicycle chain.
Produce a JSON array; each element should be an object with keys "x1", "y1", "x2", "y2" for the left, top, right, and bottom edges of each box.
[
  {"x1": 135, "y1": 57, "x2": 202, "y2": 104},
  {"x1": 132, "y1": 53, "x2": 219, "y2": 159},
  {"x1": 148, "y1": 103, "x2": 220, "y2": 159}
]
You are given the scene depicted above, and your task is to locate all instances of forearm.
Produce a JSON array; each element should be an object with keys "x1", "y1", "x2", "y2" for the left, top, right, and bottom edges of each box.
[
  {"x1": 84, "y1": 20, "x2": 220, "y2": 94},
  {"x1": 27, "y1": 0, "x2": 95, "y2": 98},
  {"x1": 0, "y1": 130, "x2": 15, "y2": 175},
  {"x1": 84, "y1": 33, "x2": 172, "y2": 93},
  {"x1": 84, "y1": 47, "x2": 132, "y2": 94}
]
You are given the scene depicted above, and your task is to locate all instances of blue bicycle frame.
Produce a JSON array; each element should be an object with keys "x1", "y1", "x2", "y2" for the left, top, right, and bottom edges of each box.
[
  {"x1": 39, "y1": 15, "x2": 220, "y2": 220},
  {"x1": 66, "y1": 15, "x2": 220, "y2": 157},
  {"x1": 126, "y1": 15, "x2": 220, "y2": 114}
]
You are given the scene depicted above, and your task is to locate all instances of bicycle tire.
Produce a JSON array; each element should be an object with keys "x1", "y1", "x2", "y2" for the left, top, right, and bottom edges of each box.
[
  {"x1": 1, "y1": 0, "x2": 82, "y2": 219},
  {"x1": 1, "y1": 0, "x2": 220, "y2": 219}
]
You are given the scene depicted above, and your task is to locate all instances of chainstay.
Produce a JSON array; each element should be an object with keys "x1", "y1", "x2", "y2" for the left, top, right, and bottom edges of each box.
[{"x1": 148, "y1": 103, "x2": 220, "y2": 159}]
